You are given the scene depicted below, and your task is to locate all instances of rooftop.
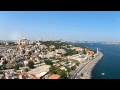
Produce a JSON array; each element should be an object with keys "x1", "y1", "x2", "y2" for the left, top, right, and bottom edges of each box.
[
  {"x1": 28, "y1": 65, "x2": 50, "y2": 75},
  {"x1": 36, "y1": 72, "x2": 47, "y2": 78},
  {"x1": 47, "y1": 74, "x2": 60, "y2": 79}
]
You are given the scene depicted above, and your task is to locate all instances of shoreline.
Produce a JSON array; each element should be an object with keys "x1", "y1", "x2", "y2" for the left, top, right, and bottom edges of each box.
[
  {"x1": 79, "y1": 52, "x2": 103, "y2": 79},
  {"x1": 90, "y1": 52, "x2": 103, "y2": 79}
]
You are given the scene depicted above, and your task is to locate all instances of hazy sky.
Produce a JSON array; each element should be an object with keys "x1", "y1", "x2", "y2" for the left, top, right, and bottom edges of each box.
[{"x1": 0, "y1": 11, "x2": 120, "y2": 41}]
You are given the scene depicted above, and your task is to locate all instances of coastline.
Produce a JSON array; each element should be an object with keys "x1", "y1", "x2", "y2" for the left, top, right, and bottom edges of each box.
[
  {"x1": 78, "y1": 52, "x2": 103, "y2": 79},
  {"x1": 90, "y1": 52, "x2": 103, "y2": 79}
]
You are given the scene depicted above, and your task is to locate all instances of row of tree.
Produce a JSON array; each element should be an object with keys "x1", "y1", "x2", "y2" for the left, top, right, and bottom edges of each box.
[{"x1": 64, "y1": 49, "x2": 79, "y2": 56}]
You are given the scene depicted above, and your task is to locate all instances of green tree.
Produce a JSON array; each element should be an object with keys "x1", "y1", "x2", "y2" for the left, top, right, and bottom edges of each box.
[
  {"x1": 14, "y1": 69, "x2": 16, "y2": 72},
  {"x1": 13, "y1": 55, "x2": 16, "y2": 57},
  {"x1": 81, "y1": 73, "x2": 84, "y2": 77},
  {"x1": 32, "y1": 50, "x2": 35, "y2": 53},
  {"x1": 2, "y1": 62, "x2": 6, "y2": 65},
  {"x1": 1, "y1": 65, "x2": 7, "y2": 70},
  {"x1": 44, "y1": 60, "x2": 53, "y2": 65},
  {"x1": 49, "y1": 66, "x2": 57, "y2": 74},
  {"x1": 65, "y1": 66, "x2": 71, "y2": 72},
  {"x1": 58, "y1": 70, "x2": 67, "y2": 79},
  {"x1": 24, "y1": 68, "x2": 29, "y2": 72},
  {"x1": 83, "y1": 50, "x2": 87, "y2": 54},
  {"x1": 32, "y1": 42, "x2": 36, "y2": 46},
  {"x1": 71, "y1": 66, "x2": 76, "y2": 70},
  {"x1": 38, "y1": 57, "x2": 42, "y2": 60},
  {"x1": 19, "y1": 63, "x2": 24, "y2": 67},
  {"x1": 49, "y1": 57, "x2": 55, "y2": 60},
  {"x1": 76, "y1": 62, "x2": 80, "y2": 66},
  {"x1": 14, "y1": 64, "x2": 19, "y2": 70},
  {"x1": 64, "y1": 49, "x2": 78, "y2": 56},
  {"x1": 28, "y1": 61, "x2": 34, "y2": 68},
  {"x1": 28, "y1": 51, "x2": 32, "y2": 55}
]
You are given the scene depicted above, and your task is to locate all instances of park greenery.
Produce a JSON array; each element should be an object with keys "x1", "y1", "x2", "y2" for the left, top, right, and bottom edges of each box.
[
  {"x1": 64, "y1": 49, "x2": 79, "y2": 56},
  {"x1": 49, "y1": 65, "x2": 68, "y2": 79},
  {"x1": 40, "y1": 41, "x2": 67, "y2": 49}
]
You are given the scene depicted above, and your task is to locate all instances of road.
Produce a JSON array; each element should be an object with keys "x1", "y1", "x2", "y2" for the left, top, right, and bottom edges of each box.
[
  {"x1": 77, "y1": 52, "x2": 103, "y2": 79},
  {"x1": 70, "y1": 61, "x2": 90, "y2": 79},
  {"x1": 70, "y1": 52, "x2": 103, "y2": 79}
]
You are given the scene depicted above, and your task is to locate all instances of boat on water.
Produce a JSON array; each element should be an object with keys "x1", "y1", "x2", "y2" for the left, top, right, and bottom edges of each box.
[{"x1": 101, "y1": 73, "x2": 105, "y2": 75}]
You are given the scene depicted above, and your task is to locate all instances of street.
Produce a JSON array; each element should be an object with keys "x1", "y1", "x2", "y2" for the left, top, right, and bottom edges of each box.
[{"x1": 70, "y1": 52, "x2": 103, "y2": 79}]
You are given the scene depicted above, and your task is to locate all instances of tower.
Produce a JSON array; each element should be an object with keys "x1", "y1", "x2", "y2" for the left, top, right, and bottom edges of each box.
[{"x1": 97, "y1": 47, "x2": 99, "y2": 55}]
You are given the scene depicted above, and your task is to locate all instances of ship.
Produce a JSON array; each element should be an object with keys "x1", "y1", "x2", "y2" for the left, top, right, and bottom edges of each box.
[{"x1": 101, "y1": 73, "x2": 105, "y2": 75}]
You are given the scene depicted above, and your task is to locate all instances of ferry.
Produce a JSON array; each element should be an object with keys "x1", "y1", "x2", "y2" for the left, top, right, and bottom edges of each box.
[{"x1": 101, "y1": 73, "x2": 105, "y2": 75}]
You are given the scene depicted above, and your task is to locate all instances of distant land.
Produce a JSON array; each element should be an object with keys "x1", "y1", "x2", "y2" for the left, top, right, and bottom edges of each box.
[{"x1": 0, "y1": 39, "x2": 120, "y2": 46}]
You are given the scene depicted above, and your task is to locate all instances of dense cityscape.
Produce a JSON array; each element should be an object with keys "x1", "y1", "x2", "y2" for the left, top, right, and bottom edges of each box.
[
  {"x1": 3, "y1": 11, "x2": 120, "y2": 79},
  {"x1": 0, "y1": 38, "x2": 103, "y2": 79}
]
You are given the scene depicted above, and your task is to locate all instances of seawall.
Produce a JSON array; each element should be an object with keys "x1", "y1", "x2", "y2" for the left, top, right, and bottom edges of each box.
[{"x1": 80, "y1": 52, "x2": 103, "y2": 79}]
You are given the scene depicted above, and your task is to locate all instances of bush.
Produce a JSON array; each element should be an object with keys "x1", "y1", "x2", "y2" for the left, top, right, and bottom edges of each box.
[
  {"x1": 49, "y1": 66, "x2": 57, "y2": 74},
  {"x1": 81, "y1": 73, "x2": 84, "y2": 77},
  {"x1": 1, "y1": 65, "x2": 7, "y2": 70},
  {"x1": 64, "y1": 49, "x2": 78, "y2": 56},
  {"x1": 28, "y1": 61, "x2": 34, "y2": 68},
  {"x1": 28, "y1": 51, "x2": 32, "y2": 55},
  {"x1": 44, "y1": 60, "x2": 53, "y2": 65},
  {"x1": 14, "y1": 64, "x2": 19, "y2": 70},
  {"x1": 19, "y1": 63, "x2": 24, "y2": 67},
  {"x1": 76, "y1": 62, "x2": 80, "y2": 66},
  {"x1": 38, "y1": 57, "x2": 42, "y2": 60},
  {"x1": 24, "y1": 68, "x2": 29, "y2": 72},
  {"x1": 71, "y1": 66, "x2": 76, "y2": 70},
  {"x1": 49, "y1": 66, "x2": 68, "y2": 79},
  {"x1": 58, "y1": 70, "x2": 67, "y2": 79},
  {"x1": 65, "y1": 66, "x2": 71, "y2": 72}
]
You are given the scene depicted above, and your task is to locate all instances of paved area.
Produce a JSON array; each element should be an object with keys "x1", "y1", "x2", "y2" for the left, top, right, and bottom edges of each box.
[{"x1": 27, "y1": 65, "x2": 50, "y2": 75}]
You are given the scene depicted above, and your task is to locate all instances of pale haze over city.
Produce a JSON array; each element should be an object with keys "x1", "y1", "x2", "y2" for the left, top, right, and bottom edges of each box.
[{"x1": 0, "y1": 11, "x2": 120, "y2": 42}]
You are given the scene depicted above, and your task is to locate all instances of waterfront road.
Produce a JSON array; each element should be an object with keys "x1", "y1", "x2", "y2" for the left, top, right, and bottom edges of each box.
[
  {"x1": 77, "y1": 52, "x2": 103, "y2": 79},
  {"x1": 70, "y1": 52, "x2": 103, "y2": 79},
  {"x1": 70, "y1": 61, "x2": 90, "y2": 79}
]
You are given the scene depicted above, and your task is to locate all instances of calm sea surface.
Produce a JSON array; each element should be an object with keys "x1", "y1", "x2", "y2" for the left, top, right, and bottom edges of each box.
[{"x1": 72, "y1": 43, "x2": 120, "y2": 79}]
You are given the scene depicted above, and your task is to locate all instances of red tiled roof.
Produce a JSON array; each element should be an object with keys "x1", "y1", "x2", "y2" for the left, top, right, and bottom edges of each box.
[{"x1": 47, "y1": 74, "x2": 60, "y2": 79}]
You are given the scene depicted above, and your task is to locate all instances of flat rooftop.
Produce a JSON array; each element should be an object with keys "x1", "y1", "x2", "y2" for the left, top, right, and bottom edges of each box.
[{"x1": 28, "y1": 65, "x2": 50, "y2": 75}]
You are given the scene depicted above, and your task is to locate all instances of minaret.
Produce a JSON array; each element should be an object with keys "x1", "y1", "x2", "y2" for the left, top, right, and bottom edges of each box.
[{"x1": 97, "y1": 47, "x2": 99, "y2": 55}]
